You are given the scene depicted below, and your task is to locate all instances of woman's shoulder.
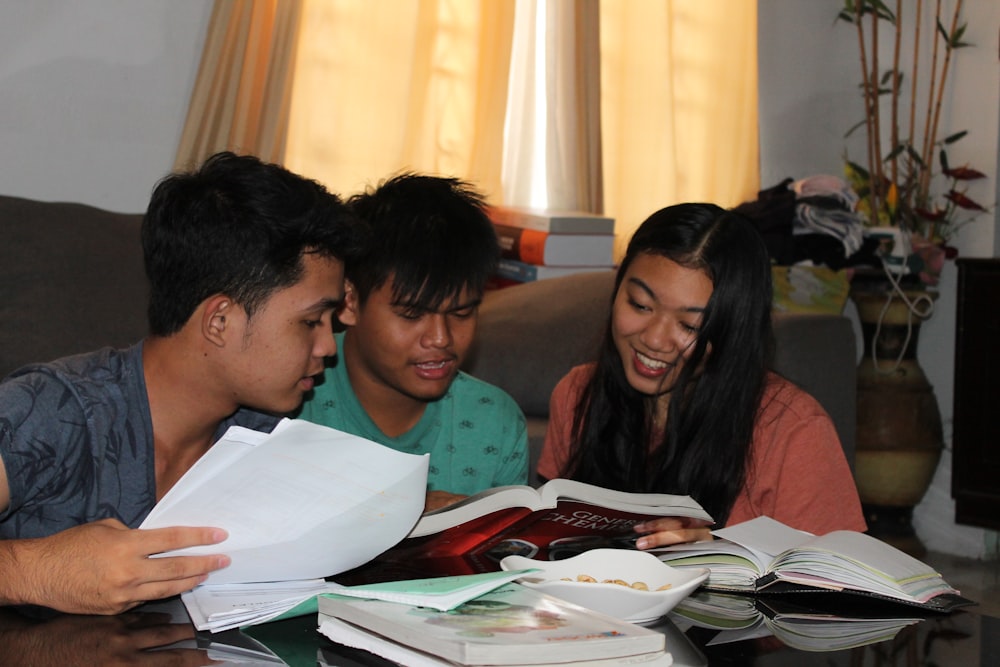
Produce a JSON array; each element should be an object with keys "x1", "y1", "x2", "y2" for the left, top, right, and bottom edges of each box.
[
  {"x1": 556, "y1": 363, "x2": 597, "y2": 392},
  {"x1": 760, "y1": 372, "x2": 831, "y2": 421}
]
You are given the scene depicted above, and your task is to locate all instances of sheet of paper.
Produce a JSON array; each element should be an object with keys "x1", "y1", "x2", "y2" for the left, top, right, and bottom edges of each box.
[
  {"x1": 183, "y1": 579, "x2": 342, "y2": 632},
  {"x1": 330, "y1": 569, "x2": 539, "y2": 611},
  {"x1": 141, "y1": 419, "x2": 429, "y2": 584}
]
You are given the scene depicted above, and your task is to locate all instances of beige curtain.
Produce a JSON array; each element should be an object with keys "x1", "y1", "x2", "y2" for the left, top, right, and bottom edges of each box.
[
  {"x1": 600, "y1": 0, "x2": 759, "y2": 257},
  {"x1": 176, "y1": 0, "x2": 757, "y2": 251},
  {"x1": 174, "y1": 0, "x2": 303, "y2": 171},
  {"x1": 502, "y1": 0, "x2": 603, "y2": 213},
  {"x1": 284, "y1": 0, "x2": 515, "y2": 200}
]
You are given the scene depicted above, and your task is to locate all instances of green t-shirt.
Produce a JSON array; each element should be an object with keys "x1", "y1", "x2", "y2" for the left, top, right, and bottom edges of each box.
[{"x1": 298, "y1": 333, "x2": 529, "y2": 495}]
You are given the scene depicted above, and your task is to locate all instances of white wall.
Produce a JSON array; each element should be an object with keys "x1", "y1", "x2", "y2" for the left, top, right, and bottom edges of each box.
[
  {"x1": 759, "y1": 0, "x2": 1000, "y2": 558},
  {"x1": 0, "y1": 0, "x2": 211, "y2": 213}
]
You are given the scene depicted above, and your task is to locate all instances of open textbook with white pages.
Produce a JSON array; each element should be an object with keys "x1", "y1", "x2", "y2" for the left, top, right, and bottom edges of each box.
[{"x1": 654, "y1": 516, "x2": 972, "y2": 612}]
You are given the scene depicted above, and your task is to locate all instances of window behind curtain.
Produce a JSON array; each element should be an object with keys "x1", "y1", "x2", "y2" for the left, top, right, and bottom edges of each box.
[{"x1": 176, "y1": 0, "x2": 759, "y2": 257}]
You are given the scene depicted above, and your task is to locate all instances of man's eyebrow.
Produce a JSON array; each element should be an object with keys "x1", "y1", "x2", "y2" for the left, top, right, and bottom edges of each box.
[
  {"x1": 394, "y1": 297, "x2": 483, "y2": 314},
  {"x1": 444, "y1": 297, "x2": 482, "y2": 313},
  {"x1": 304, "y1": 296, "x2": 345, "y2": 312}
]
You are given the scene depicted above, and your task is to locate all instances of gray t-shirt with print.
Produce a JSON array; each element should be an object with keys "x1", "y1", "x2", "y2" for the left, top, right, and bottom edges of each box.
[{"x1": 0, "y1": 343, "x2": 279, "y2": 539}]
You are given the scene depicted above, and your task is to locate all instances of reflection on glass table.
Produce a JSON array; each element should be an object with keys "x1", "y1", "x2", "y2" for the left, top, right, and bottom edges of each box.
[{"x1": 1, "y1": 593, "x2": 997, "y2": 666}]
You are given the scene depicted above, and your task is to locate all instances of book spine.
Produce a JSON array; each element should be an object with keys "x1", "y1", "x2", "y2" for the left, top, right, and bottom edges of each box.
[{"x1": 493, "y1": 224, "x2": 549, "y2": 265}]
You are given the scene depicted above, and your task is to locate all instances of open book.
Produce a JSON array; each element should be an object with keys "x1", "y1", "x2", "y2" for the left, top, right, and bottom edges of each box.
[
  {"x1": 654, "y1": 516, "x2": 972, "y2": 612},
  {"x1": 669, "y1": 589, "x2": 925, "y2": 653},
  {"x1": 318, "y1": 582, "x2": 668, "y2": 666},
  {"x1": 340, "y1": 479, "x2": 712, "y2": 582}
]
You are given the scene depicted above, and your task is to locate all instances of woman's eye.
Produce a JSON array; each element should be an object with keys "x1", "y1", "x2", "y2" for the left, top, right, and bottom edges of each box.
[{"x1": 628, "y1": 297, "x2": 650, "y2": 312}]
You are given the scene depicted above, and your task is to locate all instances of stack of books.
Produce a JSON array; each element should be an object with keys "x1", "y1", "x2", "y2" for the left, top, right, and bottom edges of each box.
[{"x1": 487, "y1": 206, "x2": 616, "y2": 287}]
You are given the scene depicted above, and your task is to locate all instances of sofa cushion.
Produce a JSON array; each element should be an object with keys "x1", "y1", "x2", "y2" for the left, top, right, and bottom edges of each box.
[{"x1": 0, "y1": 195, "x2": 148, "y2": 377}]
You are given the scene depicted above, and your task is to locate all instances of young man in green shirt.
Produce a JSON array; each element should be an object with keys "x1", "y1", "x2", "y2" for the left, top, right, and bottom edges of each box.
[{"x1": 298, "y1": 174, "x2": 528, "y2": 510}]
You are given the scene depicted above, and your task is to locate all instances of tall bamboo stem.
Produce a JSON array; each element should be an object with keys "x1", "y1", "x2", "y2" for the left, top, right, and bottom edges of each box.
[
  {"x1": 922, "y1": 0, "x2": 963, "y2": 203},
  {"x1": 855, "y1": 0, "x2": 879, "y2": 219},
  {"x1": 869, "y1": 3, "x2": 883, "y2": 206},
  {"x1": 890, "y1": 0, "x2": 902, "y2": 189},
  {"x1": 920, "y1": 0, "x2": 943, "y2": 198},
  {"x1": 907, "y1": 0, "x2": 923, "y2": 213}
]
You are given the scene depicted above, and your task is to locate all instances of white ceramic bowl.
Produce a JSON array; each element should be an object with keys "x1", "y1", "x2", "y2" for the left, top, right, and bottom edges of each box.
[{"x1": 500, "y1": 548, "x2": 709, "y2": 624}]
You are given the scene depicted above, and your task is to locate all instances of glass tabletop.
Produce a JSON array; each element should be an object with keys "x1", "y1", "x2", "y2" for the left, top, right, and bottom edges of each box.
[{"x1": 1, "y1": 594, "x2": 996, "y2": 666}]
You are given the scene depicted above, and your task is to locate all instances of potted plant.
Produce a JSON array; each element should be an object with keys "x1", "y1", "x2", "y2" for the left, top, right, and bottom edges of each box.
[
  {"x1": 838, "y1": 0, "x2": 986, "y2": 287},
  {"x1": 836, "y1": 0, "x2": 987, "y2": 555}
]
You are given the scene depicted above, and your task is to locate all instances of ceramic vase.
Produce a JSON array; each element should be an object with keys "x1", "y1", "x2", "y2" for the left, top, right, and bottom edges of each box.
[{"x1": 850, "y1": 287, "x2": 943, "y2": 557}]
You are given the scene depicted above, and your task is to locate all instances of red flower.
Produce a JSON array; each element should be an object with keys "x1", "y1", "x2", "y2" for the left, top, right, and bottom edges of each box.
[
  {"x1": 943, "y1": 166, "x2": 986, "y2": 180},
  {"x1": 914, "y1": 207, "x2": 947, "y2": 221},
  {"x1": 945, "y1": 190, "x2": 987, "y2": 211}
]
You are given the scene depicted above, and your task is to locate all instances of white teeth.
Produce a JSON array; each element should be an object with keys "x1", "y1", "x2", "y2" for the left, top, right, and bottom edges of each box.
[
  {"x1": 636, "y1": 351, "x2": 668, "y2": 369},
  {"x1": 418, "y1": 361, "x2": 447, "y2": 369}
]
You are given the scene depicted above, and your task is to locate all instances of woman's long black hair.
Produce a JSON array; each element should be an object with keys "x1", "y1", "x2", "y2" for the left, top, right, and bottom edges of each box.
[{"x1": 562, "y1": 203, "x2": 774, "y2": 524}]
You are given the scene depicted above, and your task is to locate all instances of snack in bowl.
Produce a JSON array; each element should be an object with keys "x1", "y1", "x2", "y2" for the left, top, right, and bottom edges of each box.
[{"x1": 499, "y1": 548, "x2": 709, "y2": 623}]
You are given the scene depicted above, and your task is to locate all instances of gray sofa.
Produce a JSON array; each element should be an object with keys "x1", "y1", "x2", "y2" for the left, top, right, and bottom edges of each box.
[{"x1": 0, "y1": 195, "x2": 857, "y2": 486}]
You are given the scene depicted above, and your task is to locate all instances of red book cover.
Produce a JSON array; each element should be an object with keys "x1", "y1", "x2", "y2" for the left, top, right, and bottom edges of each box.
[{"x1": 336, "y1": 481, "x2": 712, "y2": 584}]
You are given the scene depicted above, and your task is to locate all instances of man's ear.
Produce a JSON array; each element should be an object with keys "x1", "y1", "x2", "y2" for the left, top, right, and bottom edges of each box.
[
  {"x1": 338, "y1": 280, "x2": 360, "y2": 327},
  {"x1": 202, "y1": 295, "x2": 233, "y2": 347}
]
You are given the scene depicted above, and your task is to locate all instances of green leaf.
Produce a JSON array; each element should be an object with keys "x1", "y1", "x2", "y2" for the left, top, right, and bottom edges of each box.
[
  {"x1": 943, "y1": 131, "x2": 968, "y2": 145},
  {"x1": 844, "y1": 119, "x2": 868, "y2": 138},
  {"x1": 905, "y1": 145, "x2": 926, "y2": 167},
  {"x1": 869, "y1": 0, "x2": 896, "y2": 22},
  {"x1": 846, "y1": 160, "x2": 870, "y2": 180},
  {"x1": 884, "y1": 144, "x2": 906, "y2": 161},
  {"x1": 939, "y1": 149, "x2": 950, "y2": 172}
]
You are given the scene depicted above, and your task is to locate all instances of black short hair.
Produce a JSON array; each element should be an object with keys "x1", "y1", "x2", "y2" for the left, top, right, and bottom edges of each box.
[
  {"x1": 142, "y1": 152, "x2": 365, "y2": 335},
  {"x1": 345, "y1": 173, "x2": 499, "y2": 310}
]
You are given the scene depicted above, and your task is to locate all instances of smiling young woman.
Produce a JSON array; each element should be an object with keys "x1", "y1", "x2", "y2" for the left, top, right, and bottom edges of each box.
[{"x1": 538, "y1": 203, "x2": 866, "y2": 548}]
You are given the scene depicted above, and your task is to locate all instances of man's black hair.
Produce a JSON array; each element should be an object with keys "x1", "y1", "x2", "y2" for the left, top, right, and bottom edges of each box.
[
  {"x1": 345, "y1": 173, "x2": 499, "y2": 310},
  {"x1": 142, "y1": 151, "x2": 366, "y2": 335}
]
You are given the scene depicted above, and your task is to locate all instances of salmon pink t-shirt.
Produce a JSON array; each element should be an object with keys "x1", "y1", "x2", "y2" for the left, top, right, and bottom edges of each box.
[{"x1": 538, "y1": 364, "x2": 866, "y2": 534}]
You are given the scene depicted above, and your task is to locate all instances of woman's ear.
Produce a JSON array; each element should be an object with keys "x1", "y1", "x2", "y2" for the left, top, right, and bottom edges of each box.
[{"x1": 338, "y1": 280, "x2": 360, "y2": 327}]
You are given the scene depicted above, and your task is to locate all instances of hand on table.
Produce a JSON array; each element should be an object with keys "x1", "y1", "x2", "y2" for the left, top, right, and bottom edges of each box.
[
  {"x1": 424, "y1": 490, "x2": 468, "y2": 512},
  {"x1": 4, "y1": 518, "x2": 230, "y2": 615},
  {"x1": 632, "y1": 516, "x2": 713, "y2": 549}
]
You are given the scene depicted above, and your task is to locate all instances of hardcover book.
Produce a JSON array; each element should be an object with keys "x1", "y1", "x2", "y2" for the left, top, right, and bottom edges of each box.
[
  {"x1": 493, "y1": 223, "x2": 614, "y2": 267},
  {"x1": 338, "y1": 479, "x2": 712, "y2": 583},
  {"x1": 317, "y1": 582, "x2": 667, "y2": 666}
]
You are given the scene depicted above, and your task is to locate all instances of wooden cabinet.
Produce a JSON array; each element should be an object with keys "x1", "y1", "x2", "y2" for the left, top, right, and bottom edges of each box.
[{"x1": 952, "y1": 259, "x2": 1000, "y2": 529}]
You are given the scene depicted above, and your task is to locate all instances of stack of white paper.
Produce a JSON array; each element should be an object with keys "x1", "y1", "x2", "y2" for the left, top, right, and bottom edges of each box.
[{"x1": 141, "y1": 418, "x2": 429, "y2": 586}]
